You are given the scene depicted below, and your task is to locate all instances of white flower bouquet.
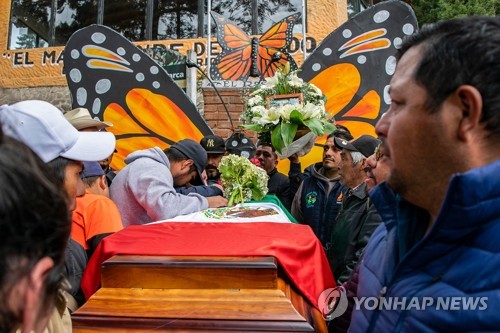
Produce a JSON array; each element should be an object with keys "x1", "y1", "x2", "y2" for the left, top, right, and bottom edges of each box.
[
  {"x1": 242, "y1": 65, "x2": 335, "y2": 153},
  {"x1": 218, "y1": 154, "x2": 269, "y2": 206}
]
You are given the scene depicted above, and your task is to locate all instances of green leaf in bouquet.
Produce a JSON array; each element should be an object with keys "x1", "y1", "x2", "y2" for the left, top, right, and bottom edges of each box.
[
  {"x1": 323, "y1": 121, "x2": 336, "y2": 134},
  {"x1": 242, "y1": 123, "x2": 264, "y2": 132},
  {"x1": 271, "y1": 125, "x2": 283, "y2": 153},
  {"x1": 289, "y1": 109, "x2": 304, "y2": 125},
  {"x1": 250, "y1": 186, "x2": 266, "y2": 201},
  {"x1": 281, "y1": 121, "x2": 298, "y2": 148},
  {"x1": 303, "y1": 118, "x2": 324, "y2": 136}
]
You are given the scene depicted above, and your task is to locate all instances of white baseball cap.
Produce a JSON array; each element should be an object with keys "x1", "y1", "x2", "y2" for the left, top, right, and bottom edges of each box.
[{"x1": 0, "y1": 100, "x2": 116, "y2": 163}]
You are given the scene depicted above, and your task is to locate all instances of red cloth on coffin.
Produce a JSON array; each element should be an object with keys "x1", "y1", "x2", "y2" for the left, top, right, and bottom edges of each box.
[{"x1": 81, "y1": 222, "x2": 336, "y2": 310}]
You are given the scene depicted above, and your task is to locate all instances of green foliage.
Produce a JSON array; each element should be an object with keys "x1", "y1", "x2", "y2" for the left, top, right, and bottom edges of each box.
[
  {"x1": 412, "y1": 0, "x2": 499, "y2": 26},
  {"x1": 242, "y1": 68, "x2": 332, "y2": 153},
  {"x1": 218, "y1": 155, "x2": 269, "y2": 206}
]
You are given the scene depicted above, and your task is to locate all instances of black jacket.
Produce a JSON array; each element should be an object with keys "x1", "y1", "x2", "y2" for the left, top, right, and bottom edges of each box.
[
  {"x1": 267, "y1": 168, "x2": 291, "y2": 211},
  {"x1": 327, "y1": 183, "x2": 382, "y2": 284},
  {"x1": 176, "y1": 184, "x2": 223, "y2": 197}
]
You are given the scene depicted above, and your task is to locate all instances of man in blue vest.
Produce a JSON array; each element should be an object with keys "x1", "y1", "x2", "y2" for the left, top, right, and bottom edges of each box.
[{"x1": 349, "y1": 16, "x2": 500, "y2": 332}]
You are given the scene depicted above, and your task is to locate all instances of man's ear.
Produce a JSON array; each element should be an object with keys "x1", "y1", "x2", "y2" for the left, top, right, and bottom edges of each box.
[
  {"x1": 99, "y1": 175, "x2": 107, "y2": 191},
  {"x1": 22, "y1": 257, "x2": 55, "y2": 333},
  {"x1": 455, "y1": 85, "x2": 483, "y2": 142},
  {"x1": 182, "y1": 159, "x2": 194, "y2": 171}
]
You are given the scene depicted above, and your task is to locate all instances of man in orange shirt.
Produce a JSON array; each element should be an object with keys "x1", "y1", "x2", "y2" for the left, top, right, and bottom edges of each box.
[{"x1": 72, "y1": 161, "x2": 123, "y2": 257}]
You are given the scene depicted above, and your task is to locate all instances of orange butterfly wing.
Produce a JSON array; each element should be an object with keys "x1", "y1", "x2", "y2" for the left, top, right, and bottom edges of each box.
[
  {"x1": 257, "y1": 13, "x2": 301, "y2": 78},
  {"x1": 210, "y1": 12, "x2": 253, "y2": 81},
  {"x1": 211, "y1": 12, "x2": 301, "y2": 80},
  {"x1": 276, "y1": 2, "x2": 417, "y2": 174}
]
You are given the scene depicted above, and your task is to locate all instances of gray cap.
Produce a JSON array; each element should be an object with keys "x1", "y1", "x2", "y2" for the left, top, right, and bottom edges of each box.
[{"x1": 334, "y1": 135, "x2": 380, "y2": 158}]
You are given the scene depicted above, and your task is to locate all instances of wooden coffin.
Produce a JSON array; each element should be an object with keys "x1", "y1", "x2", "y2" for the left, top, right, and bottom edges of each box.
[{"x1": 72, "y1": 255, "x2": 327, "y2": 332}]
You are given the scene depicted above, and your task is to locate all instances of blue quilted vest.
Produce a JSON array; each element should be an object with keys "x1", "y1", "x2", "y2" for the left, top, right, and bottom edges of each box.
[{"x1": 350, "y1": 160, "x2": 500, "y2": 332}]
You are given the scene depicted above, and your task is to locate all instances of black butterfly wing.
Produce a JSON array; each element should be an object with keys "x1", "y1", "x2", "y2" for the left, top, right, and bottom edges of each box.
[
  {"x1": 299, "y1": 0, "x2": 418, "y2": 137},
  {"x1": 64, "y1": 25, "x2": 213, "y2": 169}
]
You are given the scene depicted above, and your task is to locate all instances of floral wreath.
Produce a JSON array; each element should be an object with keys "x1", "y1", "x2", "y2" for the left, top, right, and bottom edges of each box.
[{"x1": 241, "y1": 64, "x2": 335, "y2": 153}]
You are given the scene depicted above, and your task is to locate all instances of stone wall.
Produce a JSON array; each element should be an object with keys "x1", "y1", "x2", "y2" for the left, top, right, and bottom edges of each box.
[{"x1": 0, "y1": 86, "x2": 72, "y2": 111}]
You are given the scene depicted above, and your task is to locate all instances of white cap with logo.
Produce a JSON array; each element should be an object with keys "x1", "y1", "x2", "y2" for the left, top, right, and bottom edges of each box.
[{"x1": 0, "y1": 100, "x2": 116, "y2": 163}]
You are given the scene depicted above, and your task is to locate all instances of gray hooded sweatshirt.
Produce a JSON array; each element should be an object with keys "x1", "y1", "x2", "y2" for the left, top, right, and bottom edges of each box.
[{"x1": 110, "y1": 147, "x2": 208, "y2": 226}]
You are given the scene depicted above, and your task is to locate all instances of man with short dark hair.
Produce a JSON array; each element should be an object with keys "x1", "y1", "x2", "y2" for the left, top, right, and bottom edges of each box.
[
  {"x1": 200, "y1": 134, "x2": 226, "y2": 184},
  {"x1": 255, "y1": 143, "x2": 291, "y2": 211},
  {"x1": 111, "y1": 139, "x2": 227, "y2": 226},
  {"x1": 176, "y1": 134, "x2": 227, "y2": 197},
  {"x1": 290, "y1": 130, "x2": 352, "y2": 249},
  {"x1": 350, "y1": 17, "x2": 500, "y2": 331}
]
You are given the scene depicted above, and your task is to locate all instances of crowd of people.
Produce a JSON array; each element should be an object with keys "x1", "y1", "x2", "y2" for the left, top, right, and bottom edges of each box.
[{"x1": 0, "y1": 15, "x2": 499, "y2": 333}]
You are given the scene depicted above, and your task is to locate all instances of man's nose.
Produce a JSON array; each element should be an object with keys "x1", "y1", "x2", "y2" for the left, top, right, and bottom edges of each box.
[{"x1": 375, "y1": 109, "x2": 391, "y2": 138}]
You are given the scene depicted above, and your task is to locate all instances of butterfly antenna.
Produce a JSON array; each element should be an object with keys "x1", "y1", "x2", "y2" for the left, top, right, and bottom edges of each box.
[{"x1": 186, "y1": 60, "x2": 235, "y2": 130}]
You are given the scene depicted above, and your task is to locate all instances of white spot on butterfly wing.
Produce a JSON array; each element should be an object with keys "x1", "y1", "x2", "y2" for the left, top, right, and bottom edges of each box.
[
  {"x1": 95, "y1": 79, "x2": 111, "y2": 94},
  {"x1": 152, "y1": 81, "x2": 160, "y2": 89},
  {"x1": 77, "y1": 88, "x2": 87, "y2": 106},
  {"x1": 394, "y1": 37, "x2": 403, "y2": 49},
  {"x1": 71, "y1": 49, "x2": 80, "y2": 59},
  {"x1": 132, "y1": 54, "x2": 141, "y2": 62},
  {"x1": 357, "y1": 55, "x2": 367, "y2": 64},
  {"x1": 383, "y1": 85, "x2": 391, "y2": 105},
  {"x1": 117, "y1": 47, "x2": 126, "y2": 56},
  {"x1": 312, "y1": 63, "x2": 321, "y2": 71},
  {"x1": 403, "y1": 24, "x2": 415, "y2": 35},
  {"x1": 374, "y1": 10, "x2": 390, "y2": 23},
  {"x1": 385, "y1": 56, "x2": 397, "y2": 75},
  {"x1": 91, "y1": 32, "x2": 106, "y2": 44},
  {"x1": 136, "y1": 73, "x2": 145, "y2": 82},
  {"x1": 69, "y1": 69, "x2": 81, "y2": 83},
  {"x1": 343, "y1": 29, "x2": 352, "y2": 38},
  {"x1": 150, "y1": 66, "x2": 159, "y2": 74},
  {"x1": 322, "y1": 48, "x2": 332, "y2": 56},
  {"x1": 92, "y1": 98, "x2": 101, "y2": 114}
]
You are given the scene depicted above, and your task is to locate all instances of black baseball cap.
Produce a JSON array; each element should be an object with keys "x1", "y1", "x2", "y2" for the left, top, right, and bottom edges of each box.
[
  {"x1": 171, "y1": 139, "x2": 207, "y2": 185},
  {"x1": 334, "y1": 135, "x2": 380, "y2": 158},
  {"x1": 200, "y1": 135, "x2": 226, "y2": 154}
]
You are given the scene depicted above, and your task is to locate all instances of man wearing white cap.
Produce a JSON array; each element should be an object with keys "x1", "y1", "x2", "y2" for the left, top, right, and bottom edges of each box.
[
  {"x1": 0, "y1": 100, "x2": 116, "y2": 310},
  {"x1": 0, "y1": 100, "x2": 116, "y2": 210}
]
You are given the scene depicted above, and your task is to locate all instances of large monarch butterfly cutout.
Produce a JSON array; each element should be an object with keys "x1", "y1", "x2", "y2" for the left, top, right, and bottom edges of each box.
[
  {"x1": 277, "y1": 1, "x2": 417, "y2": 173},
  {"x1": 210, "y1": 12, "x2": 301, "y2": 81},
  {"x1": 301, "y1": 1, "x2": 417, "y2": 137},
  {"x1": 64, "y1": 25, "x2": 213, "y2": 170}
]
